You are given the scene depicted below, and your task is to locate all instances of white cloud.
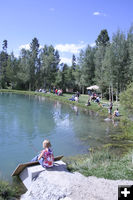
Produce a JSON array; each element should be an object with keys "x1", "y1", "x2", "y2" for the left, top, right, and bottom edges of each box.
[
  {"x1": 79, "y1": 40, "x2": 85, "y2": 44},
  {"x1": 60, "y1": 57, "x2": 72, "y2": 65},
  {"x1": 49, "y1": 8, "x2": 55, "y2": 11},
  {"x1": 19, "y1": 43, "x2": 30, "y2": 50},
  {"x1": 55, "y1": 42, "x2": 86, "y2": 54},
  {"x1": 93, "y1": 11, "x2": 106, "y2": 16},
  {"x1": 14, "y1": 53, "x2": 19, "y2": 58},
  {"x1": 93, "y1": 12, "x2": 100, "y2": 16},
  {"x1": 90, "y1": 42, "x2": 96, "y2": 47},
  {"x1": 19, "y1": 44, "x2": 43, "y2": 50}
]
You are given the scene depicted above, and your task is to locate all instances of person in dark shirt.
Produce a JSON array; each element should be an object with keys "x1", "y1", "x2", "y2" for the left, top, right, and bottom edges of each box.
[{"x1": 108, "y1": 100, "x2": 113, "y2": 118}]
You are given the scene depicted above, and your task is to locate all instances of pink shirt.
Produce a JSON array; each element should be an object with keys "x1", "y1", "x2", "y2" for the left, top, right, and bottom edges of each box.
[{"x1": 42, "y1": 148, "x2": 54, "y2": 167}]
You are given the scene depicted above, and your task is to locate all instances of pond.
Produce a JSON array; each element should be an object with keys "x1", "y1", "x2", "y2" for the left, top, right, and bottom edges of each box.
[{"x1": 0, "y1": 93, "x2": 119, "y2": 180}]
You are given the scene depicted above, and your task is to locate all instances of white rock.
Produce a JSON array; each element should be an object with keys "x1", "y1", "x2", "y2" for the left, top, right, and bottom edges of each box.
[{"x1": 21, "y1": 161, "x2": 133, "y2": 200}]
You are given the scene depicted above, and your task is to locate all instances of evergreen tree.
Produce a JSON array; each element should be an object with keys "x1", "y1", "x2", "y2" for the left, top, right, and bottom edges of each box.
[
  {"x1": 95, "y1": 29, "x2": 110, "y2": 47},
  {"x1": 16, "y1": 49, "x2": 31, "y2": 89},
  {"x1": 29, "y1": 37, "x2": 40, "y2": 90},
  {"x1": 2, "y1": 40, "x2": 8, "y2": 51},
  {"x1": 0, "y1": 40, "x2": 8, "y2": 88},
  {"x1": 72, "y1": 54, "x2": 76, "y2": 70}
]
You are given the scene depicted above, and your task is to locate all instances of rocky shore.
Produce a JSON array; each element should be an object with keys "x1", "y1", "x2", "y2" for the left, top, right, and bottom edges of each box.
[{"x1": 20, "y1": 161, "x2": 133, "y2": 200}]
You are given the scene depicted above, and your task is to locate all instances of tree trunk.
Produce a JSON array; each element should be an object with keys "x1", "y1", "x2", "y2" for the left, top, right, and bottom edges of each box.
[
  {"x1": 44, "y1": 80, "x2": 46, "y2": 89},
  {"x1": 111, "y1": 84, "x2": 113, "y2": 102},
  {"x1": 101, "y1": 90, "x2": 103, "y2": 99},
  {"x1": 29, "y1": 82, "x2": 31, "y2": 91},
  {"x1": 82, "y1": 86, "x2": 84, "y2": 94},
  {"x1": 116, "y1": 85, "x2": 118, "y2": 102},
  {"x1": 109, "y1": 85, "x2": 111, "y2": 100}
]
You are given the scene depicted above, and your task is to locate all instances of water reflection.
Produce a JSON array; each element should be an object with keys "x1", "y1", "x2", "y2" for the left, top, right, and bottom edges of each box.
[{"x1": 71, "y1": 105, "x2": 79, "y2": 115}]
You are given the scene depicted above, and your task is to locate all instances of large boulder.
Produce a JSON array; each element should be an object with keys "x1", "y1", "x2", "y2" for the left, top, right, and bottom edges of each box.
[{"x1": 21, "y1": 161, "x2": 133, "y2": 200}]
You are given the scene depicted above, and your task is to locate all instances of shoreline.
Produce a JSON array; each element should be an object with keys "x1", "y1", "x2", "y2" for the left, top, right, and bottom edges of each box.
[
  {"x1": 0, "y1": 89, "x2": 107, "y2": 114},
  {"x1": 0, "y1": 89, "x2": 132, "y2": 199},
  {"x1": 0, "y1": 89, "x2": 132, "y2": 148}
]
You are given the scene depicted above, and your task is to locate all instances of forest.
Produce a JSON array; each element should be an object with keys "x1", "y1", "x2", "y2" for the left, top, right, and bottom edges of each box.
[{"x1": 0, "y1": 25, "x2": 133, "y2": 100}]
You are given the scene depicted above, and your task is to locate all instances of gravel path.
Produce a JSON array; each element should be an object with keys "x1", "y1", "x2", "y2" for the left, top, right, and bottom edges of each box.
[{"x1": 21, "y1": 161, "x2": 133, "y2": 200}]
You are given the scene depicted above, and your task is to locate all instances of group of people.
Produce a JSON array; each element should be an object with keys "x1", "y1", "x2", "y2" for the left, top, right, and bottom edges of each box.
[
  {"x1": 69, "y1": 91, "x2": 80, "y2": 102},
  {"x1": 87, "y1": 92, "x2": 102, "y2": 107},
  {"x1": 53, "y1": 87, "x2": 63, "y2": 96},
  {"x1": 35, "y1": 88, "x2": 47, "y2": 93},
  {"x1": 35, "y1": 87, "x2": 63, "y2": 96},
  {"x1": 89, "y1": 92, "x2": 97, "y2": 101},
  {"x1": 36, "y1": 87, "x2": 120, "y2": 119},
  {"x1": 87, "y1": 92, "x2": 120, "y2": 118}
]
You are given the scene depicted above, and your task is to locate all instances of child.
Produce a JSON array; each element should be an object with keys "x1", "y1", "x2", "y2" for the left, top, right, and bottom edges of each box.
[
  {"x1": 113, "y1": 108, "x2": 120, "y2": 117},
  {"x1": 31, "y1": 140, "x2": 54, "y2": 168},
  {"x1": 95, "y1": 96, "x2": 102, "y2": 107},
  {"x1": 86, "y1": 99, "x2": 91, "y2": 106}
]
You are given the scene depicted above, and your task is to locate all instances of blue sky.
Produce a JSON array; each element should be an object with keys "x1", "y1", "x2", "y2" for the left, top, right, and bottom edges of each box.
[{"x1": 0, "y1": 0, "x2": 133, "y2": 65}]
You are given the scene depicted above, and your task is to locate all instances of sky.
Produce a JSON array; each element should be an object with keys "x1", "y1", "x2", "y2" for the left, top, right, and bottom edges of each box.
[{"x1": 0, "y1": 0, "x2": 133, "y2": 65}]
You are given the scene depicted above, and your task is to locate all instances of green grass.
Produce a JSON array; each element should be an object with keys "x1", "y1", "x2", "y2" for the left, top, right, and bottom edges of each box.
[
  {"x1": 64, "y1": 150, "x2": 133, "y2": 180},
  {"x1": 0, "y1": 89, "x2": 122, "y2": 115},
  {"x1": 0, "y1": 89, "x2": 132, "y2": 143},
  {"x1": 0, "y1": 180, "x2": 22, "y2": 200},
  {"x1": 0, "y1": 89, "x2": 107, "y2": 114}
]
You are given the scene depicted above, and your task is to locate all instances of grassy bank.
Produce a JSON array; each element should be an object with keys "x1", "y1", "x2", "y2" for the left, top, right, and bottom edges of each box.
[
  {"x1": 0, "y1": 89, "x2": 132, "y2": 145},
  {"x1": 64, "y1": 150, "x2": 133, "y2": 180},
  {"x1": 0, "y1": 179, "x2": 23, "y2": 200},
  {"x1": 0, "y1": 89, "x2": 127, "y2": 117},
  {"x1": 0, "y1": 89, "x2": 111, "y2": 115}
]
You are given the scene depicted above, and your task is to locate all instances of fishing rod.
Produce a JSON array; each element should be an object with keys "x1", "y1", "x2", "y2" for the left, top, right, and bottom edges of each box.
[{"x1": 29, "y1": 142, "x2": 41, "y2": 154}]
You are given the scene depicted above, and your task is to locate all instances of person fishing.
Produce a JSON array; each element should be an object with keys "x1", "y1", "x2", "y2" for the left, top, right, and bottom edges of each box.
[
  {"x1": 113, "y1": 108, "x2": 120, "y2": 117},
  {"x1": 108, "y1": 99, "x2": 113, "y2": 118},
  {"x1": 31, "y1": 139, "x2": 54, "y2": 168}
]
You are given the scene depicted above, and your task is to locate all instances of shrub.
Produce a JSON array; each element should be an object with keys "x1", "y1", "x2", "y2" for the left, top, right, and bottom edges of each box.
[{"x1": 0, "y1": 180, "x2": 20, "y2": 200}]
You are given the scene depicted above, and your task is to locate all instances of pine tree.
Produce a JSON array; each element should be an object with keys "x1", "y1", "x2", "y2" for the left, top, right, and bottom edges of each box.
[
  {"x1": 0, "y1": 40, "x2": 8, "y2": 88},
  {"x1": 29, "y1": 37, "x2": 40, "y2": 90}
]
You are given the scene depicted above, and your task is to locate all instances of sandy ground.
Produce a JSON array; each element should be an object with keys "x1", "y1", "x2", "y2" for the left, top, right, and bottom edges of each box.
[{"x1": 21, "y1": 161, "x2": 133, "y2": 200}]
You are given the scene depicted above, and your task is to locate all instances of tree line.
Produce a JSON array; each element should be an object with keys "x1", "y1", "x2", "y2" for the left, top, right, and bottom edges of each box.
[{"x1": 0, "y1": 25, "x2": 133, "y2": 100}]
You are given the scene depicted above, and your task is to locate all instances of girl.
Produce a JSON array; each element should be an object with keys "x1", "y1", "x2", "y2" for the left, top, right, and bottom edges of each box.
[{"x1": 31, "y1": 140, "x2": 54, "y2": 168}]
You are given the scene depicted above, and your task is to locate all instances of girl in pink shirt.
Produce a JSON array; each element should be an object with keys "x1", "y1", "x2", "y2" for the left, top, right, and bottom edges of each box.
[{"x1": 31, "y1": 140, "x2": 54, "y2": 168}]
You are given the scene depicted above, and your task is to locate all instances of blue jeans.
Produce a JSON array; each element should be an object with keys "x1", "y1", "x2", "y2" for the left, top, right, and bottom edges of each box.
[{"x1": 31, "y1": 155, "x2": 45, "y2": 168}]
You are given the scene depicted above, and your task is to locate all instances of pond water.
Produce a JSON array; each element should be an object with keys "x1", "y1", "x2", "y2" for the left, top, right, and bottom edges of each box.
[{"x1": 0, "y1": 93, "x2": 119, "y2": 180}]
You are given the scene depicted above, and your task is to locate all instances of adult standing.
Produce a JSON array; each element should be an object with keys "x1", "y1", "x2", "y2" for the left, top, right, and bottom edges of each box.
[
  {"x1": 53, "y1": 86, "x2": 56, "y2": 93},
  {"x1": 108, "y1": 99, "x2": 113, "y2": 118}
]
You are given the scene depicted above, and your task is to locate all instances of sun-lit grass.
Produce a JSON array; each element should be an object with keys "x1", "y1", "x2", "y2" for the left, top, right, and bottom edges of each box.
[
  {"x1": 64, "y1": 150, "x2": 133, "y2": 180},
  {"x1": 0, "y1": 89, "x2": 108, "y2": 114}
]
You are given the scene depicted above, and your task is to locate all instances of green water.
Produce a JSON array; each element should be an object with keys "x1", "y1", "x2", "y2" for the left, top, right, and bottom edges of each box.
[{"x1": 0, "y1": 93, "x2": 118, "y2": 180}]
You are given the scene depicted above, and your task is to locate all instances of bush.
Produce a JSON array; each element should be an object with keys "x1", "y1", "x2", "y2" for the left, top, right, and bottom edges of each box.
[
  {"x1": 120, "y1": 83, "x2": 133, "y2": 113},
  {"x1": 0, "y1": 180, "x2": 20, "y2": 200}
]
